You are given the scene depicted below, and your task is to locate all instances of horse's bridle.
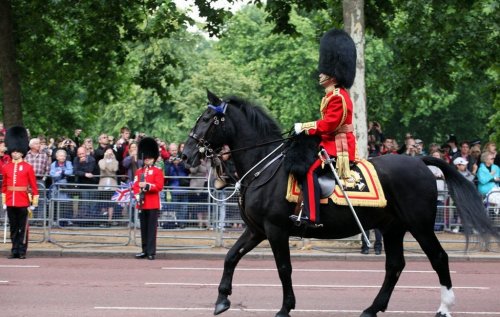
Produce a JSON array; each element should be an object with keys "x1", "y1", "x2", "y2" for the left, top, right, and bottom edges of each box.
[{"x1": 188, "y1": 101, "x2": 228, "y2": 160}]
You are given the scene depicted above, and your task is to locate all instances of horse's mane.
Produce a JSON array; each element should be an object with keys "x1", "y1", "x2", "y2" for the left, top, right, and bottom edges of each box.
[{"x1": 226, "y1": 96, "x2": 282, "y2": 138}]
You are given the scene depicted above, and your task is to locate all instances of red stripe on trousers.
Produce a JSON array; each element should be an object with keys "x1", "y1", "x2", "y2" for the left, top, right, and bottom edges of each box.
[{"x1": 306, "y1": 159, "x2": 322, "y2": 222}]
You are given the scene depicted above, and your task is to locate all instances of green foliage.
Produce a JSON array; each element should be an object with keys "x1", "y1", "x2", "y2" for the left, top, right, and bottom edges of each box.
[
  {"x1": 7, "y1": 0, "x2": 189, "y2": 138},
  {"x1": 365, "y1": 0, "x2": 498, "y2": 144},
  {"x1": 217, "y1": 6, "x2": 321, "y2": 129}
]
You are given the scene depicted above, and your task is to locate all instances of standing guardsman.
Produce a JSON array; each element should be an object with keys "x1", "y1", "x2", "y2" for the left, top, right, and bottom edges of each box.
[
  {"x1": 133, "y1": 137, "x2": 164, "y2": 260},
  {"x1": 2, "y1": 126, "x2": 39, "y2": 259}
]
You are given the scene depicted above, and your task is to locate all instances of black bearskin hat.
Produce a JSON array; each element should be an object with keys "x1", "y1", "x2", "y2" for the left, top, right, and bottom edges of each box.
[
  {"x1": 138, "y1": 137, "x2": 159, "y2": 160},
  {"x1": 5, "y1": 126, "x2": 29, "y2": 156},
  {"x1": 318, "y1": 29, "x2": 357, "y2": 89}
]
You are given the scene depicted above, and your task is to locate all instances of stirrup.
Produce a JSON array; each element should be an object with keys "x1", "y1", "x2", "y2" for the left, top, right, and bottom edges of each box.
[{"x1": 289, "y1": 209, "x2": 323, "y2": 228}]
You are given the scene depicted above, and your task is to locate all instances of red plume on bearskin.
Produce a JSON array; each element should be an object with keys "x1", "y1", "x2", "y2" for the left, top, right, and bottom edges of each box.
[
  {"x1": 138, "y1": 137, "x2": 159, "y2": 160},
  {"x1": 5, "y1": 126, "x2": 29, "y2": 156},
  {"x1": 318, "y1": 29, "x2": 357, "y2": 89}
]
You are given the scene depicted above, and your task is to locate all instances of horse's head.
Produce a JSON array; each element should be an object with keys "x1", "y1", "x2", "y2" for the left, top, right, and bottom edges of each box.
[{"x1": 183, "y1": 90, "x2": 231, "y2": 167}]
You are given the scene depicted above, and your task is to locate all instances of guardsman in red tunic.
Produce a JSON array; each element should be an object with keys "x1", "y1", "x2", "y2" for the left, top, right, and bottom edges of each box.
[
  {"x1": 2, "y1": 126, "x2": 39, "y2": 259},
  {"x1": 293, "y1": 29, "x2": 357, "y2": 225},
  {"x1": 133, "y1": 137, "x2": 164, "y2": 260}
]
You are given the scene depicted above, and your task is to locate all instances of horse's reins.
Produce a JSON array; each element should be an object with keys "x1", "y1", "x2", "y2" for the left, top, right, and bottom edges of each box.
[
  {"x1": 217, "y1": 130, "x2": 293, "y2": 157},
  {"x1": 207, "y1": 142, "x2": 285, "y2": 202}
]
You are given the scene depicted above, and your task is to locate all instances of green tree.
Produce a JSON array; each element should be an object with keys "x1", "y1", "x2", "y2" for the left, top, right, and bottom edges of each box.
[
  {"x1": 367, "y1": 1, "x2": 498, "y2": 143},
  {"x1": 217, "y1": 6, "x2": 320, "y2": 129},
  {"x1": 0, "y1": 0, "x2": 189, "y2": 135}
]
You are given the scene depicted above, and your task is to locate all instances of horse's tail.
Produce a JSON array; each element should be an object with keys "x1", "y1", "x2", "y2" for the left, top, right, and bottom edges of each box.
[{"x1": 422, "y1": 156, "x2": 499, "y2": 245}]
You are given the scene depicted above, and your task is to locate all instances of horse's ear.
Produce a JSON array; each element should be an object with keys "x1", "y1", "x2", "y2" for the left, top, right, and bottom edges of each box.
[{"x1": 207, "y1": 89, "x2": 222, "y2": 106}]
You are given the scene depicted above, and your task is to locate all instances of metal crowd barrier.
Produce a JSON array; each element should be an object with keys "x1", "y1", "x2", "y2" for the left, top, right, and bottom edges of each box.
[{"x1": 47, "y1": 182, "x2": 132, "y2": 247}]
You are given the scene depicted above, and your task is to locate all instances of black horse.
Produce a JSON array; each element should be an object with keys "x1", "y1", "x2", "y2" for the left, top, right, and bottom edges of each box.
[{"x1": 182, "y1": 91, "x2": 498, "y2": 317}]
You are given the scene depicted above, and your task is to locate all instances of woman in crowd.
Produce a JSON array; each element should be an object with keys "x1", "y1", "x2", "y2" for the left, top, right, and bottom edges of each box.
[
  {"x1": 98, "y1": 148, "x2": 119, "y2": 225},
  {"x1": 477, "y1": 151, "x2": 500, "y2": 206},
  {"x1": 482, "y1": 141, "x2": 499, "y2": 165},
  {"x1": 188, "y1": 159, "x2": 209, "y2": 228},
  {"x1": 49, "y1": 149, "x2": 74, "y2": 224},
  {"x1": 122, "y1": 141, "x2": 142, "y2": 182}
]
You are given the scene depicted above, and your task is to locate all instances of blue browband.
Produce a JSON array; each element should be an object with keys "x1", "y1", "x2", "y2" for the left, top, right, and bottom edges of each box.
[{"x1": 208, "y1": 101, "x2": 227, "y2": 114}]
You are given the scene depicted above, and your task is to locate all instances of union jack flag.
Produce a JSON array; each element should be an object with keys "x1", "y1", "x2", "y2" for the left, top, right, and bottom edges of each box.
[{"x1": 112, "y1": 182, "x2": 133, "y2": 206}]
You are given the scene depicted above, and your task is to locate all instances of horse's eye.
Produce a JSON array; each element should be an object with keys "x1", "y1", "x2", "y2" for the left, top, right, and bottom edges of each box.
[{"x1": 202, "y1": 116, "x2": 210, "y2": 123}]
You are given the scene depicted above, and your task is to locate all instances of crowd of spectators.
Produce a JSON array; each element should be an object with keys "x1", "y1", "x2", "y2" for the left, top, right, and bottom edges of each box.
[{"x1": 367, "y1": 122, "x2": 500, "y2": 206}]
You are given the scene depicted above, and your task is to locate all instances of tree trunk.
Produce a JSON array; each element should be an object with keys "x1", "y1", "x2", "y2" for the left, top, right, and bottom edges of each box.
[
  {"x1": 0, "y1": 0, "x2": 23, "y2": 128},
  {"x1": 343, "y1": 0, "x2": 367, "y2": 159}
]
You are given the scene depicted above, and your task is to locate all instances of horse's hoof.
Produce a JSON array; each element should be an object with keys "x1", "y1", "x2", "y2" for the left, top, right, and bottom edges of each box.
[
  {"x1": 214, "y1": 298, "x2": 231, "y2": 315},
  {"x1": 360, "y1": 311, "x2": 377, "y2": 317},
  {"x1": 275, "y1": 312, "x2": 290, "y2": 317},
  {"x1": 435, "y1": 312, "x2": 450, "y2": 317}
]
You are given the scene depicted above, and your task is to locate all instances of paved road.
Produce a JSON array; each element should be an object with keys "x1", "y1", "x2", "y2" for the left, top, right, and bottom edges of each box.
[{"x1": 0, "y1": 257, "x2": 499, "y2": 317}]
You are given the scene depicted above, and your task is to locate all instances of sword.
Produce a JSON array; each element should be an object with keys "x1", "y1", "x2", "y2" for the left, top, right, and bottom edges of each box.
[
  {"x1": 23, "y1": 207, "x2": 33, "y2": 245},
  {"x1": 320, "y1": 149, "x2": 371, "y2": 247}
]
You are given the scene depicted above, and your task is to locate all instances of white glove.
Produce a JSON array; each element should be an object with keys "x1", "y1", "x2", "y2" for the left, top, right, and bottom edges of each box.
[
  {"x1": 3, "y1": 204, "x2": 6, "y2": 210},
  {"x1": 294, "y1": 123, "x2": 303, "y2": 135}
]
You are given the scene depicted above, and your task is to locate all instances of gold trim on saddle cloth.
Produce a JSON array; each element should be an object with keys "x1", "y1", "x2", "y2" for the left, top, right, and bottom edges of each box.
[{"x1": 286, "y1": 159, "x2": 387, "y2": 208}]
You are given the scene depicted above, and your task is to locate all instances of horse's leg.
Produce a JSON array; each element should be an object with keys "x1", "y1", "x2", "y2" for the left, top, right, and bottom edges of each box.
[
  {"x1": 214, "y1": 228, "x2": 265, "y2": 315},
  {"x1": 412, "y1": 230, "x2": 454, "y2": 317},
  {"x1": 265, "y1": 223, "x2": 295, "y2": 317},
  {"x1": 361, "y1": 229, "x2": 406, "y2": 317}
]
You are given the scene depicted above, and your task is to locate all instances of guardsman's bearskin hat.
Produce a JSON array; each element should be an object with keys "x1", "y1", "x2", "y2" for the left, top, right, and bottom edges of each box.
[
  {"x1": 138, "y1": 137, "x2": 159, "y2": 161},
  {"x1": 5, "y1": 126, "x2": 29, "y2": 157},
  {"x1": 318, "y1": 29, "x2": 357, "y2": 89}
]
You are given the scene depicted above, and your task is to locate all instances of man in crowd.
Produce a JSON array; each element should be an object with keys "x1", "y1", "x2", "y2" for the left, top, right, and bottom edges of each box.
[
  {"x1": 414, "y1": 139, "x2": 427, "y2": 156},
  {"x1": 24, "y1": 137, "x2": 51, "y2": 181},
  {"x1": 2, "y1": 127, "x2": 39, "y2": 259},
  {"x1": 94, "y1": 133, "x2": 112, "y2": 164},
  {"x1": 403, "y1": 137, "x2": 417, "y2": 156},
  {"x1": 447, "y1": 134, "x2": 459, "y2": 157},
  {"x1": 115, "y1": 127, "x2": 131, "y2": 182},
  {"x1": 73, "y1": 146, "x2": 98, "y2": 220},
  {"x1": 380, "y1": 138, "x2": 397, "y2": 155}
]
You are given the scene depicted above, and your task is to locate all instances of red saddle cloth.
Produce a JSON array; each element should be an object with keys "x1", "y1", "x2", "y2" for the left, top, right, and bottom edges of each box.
[{"x1": 286, "y1": 159, "x2": 387, "y2": 208}]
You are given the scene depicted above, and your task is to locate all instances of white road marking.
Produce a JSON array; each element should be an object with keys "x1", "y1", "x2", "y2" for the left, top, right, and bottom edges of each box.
[
  {"x1": 161, "y1": 267, "x2": 456, "y2": 274},
  {"x1": 0, "y1": 280, "x2": 8, "y2": 283},
  {"x1": 94, "y1": 306, "x2": 500, "y2": 315},
  {"x1": 0, "y1": 265, "x2": 40, "y2": 268},
  {"x1": 144, "y1": 282, "x2": 488, "y2": 290}
]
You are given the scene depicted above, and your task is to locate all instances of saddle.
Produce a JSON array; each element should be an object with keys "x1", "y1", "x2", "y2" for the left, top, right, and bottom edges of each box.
[{"x1": 287, "y1": 159, "x2": 387, "y2": 208}]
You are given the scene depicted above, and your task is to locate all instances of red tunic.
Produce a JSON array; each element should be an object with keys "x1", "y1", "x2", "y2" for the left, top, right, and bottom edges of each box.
[
  {"x1": 302, "y1": 87, "x2": 356, "y2": 161},
  {"x1": 2, "y1": 160, "x2": 39, "y2": 207},
  {"x1": 133, "y1": 166, "x2": 164, "y2": 210}
]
